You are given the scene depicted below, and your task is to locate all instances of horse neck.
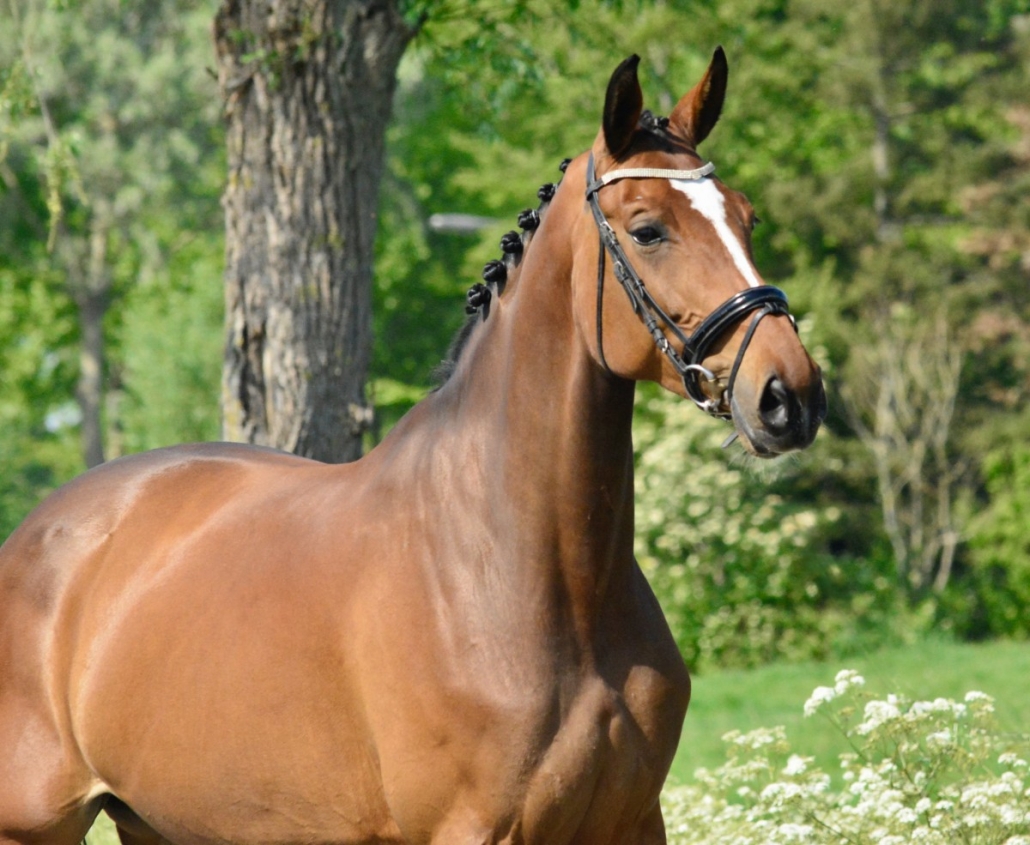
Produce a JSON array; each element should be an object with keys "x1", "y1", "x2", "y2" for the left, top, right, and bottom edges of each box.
[{"x1": 428, "y1": 193, "x2": 639, "y2": 616}]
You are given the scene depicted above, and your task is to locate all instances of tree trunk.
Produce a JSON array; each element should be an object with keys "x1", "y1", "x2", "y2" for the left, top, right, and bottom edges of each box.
[
  {"x1": 214, "y1": 0, "x2": 413, "y2": 463},
  {"x1": 843, "y1": 310, "x2": 964, "y2": 598},
  {"x1": 61, "y1": 214, "x2": 112, "y2": 470},
  {"x1": 75, "y1": 289, "x2": 107, "y2": 469}
]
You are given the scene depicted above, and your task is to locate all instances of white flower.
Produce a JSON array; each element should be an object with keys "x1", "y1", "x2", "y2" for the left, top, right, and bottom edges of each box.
[
  {"x1": 774, "y1": 822, "x2": 815, "y2": 842},
  {"x1": 1000, "y1": 804, "x2": 1028, "y2": 825},
  {"x1": 804, "y1": 685, "x2": 836, "y2": 717},
  {"x1": 834, "y1": 669, "x2": 865, "y2": 695},
  {"x1": 725, "y1": 726, "x2": 786, "y2": 751},
  {"x1": 855, "y1": 697, "x2": 902, "y2": 735},
  {"x1": 759, "y1": 781, "x2": 804, "y2": 804},
  {"x1": 909, "y1": 698, "x2": 964, "y2": 719},
  {"x1": 659, "y1": 679, "x2": 1026, "y2": 845},
  {"x1": 964, "y1": 690, "x2": 993, "y2": 703},
  {"x1": 926, "y1": 729, "x2": 953, "y2": 749},
  {"x1": 964, "y1": 690, "x2": 996, "y2": 713},
  {"x1": 895, "y1": 807, "x2": 919, "y2": 824},
  {"x1": 783, "y1": 754, "x2": 808, "y2": 776}
]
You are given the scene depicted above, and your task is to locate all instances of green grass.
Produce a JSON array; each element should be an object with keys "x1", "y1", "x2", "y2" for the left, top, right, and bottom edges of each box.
[
  {"x1": 85, "y1": 815, "x2": 118, "y2": 845},
  {"x1": 670, "y1": 637, "x2": 1030, "y2": 784}
]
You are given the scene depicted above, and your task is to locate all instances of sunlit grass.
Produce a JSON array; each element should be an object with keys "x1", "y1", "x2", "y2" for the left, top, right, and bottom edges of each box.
[{"x1": 84, "y1": 814, "x2": 118, "y2": 845}]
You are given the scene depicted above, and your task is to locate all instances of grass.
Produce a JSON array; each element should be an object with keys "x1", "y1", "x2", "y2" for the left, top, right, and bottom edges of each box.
[
  {"x1": 84, "y1": 638, "x2": 1029, "y2": 843},
  {"x1": 85, "y1": 816, "x2": 118, "y2": 845},
  {"x1": 669, "y1": 637, "x2": 1030, "y2": 784}
]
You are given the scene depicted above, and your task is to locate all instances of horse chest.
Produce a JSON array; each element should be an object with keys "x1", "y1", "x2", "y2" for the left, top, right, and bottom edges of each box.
[
  {"x1": 517, "y1": 668, "x2": 684, "y2": 843},
  {"x1": 367, "y1": 588, "x2": 688, "y2": 845}
]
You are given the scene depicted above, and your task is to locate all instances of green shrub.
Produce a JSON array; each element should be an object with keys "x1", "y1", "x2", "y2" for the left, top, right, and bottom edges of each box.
[
  {"x1": 634, "y1": 385, "x2": 899, "y2": 670},
  {"x1": 663, "y1": 671, "x2": 1030, "y2": 844},
  {"x1": 968, "y1": 445, "x2": 1030, "y2": 639}
]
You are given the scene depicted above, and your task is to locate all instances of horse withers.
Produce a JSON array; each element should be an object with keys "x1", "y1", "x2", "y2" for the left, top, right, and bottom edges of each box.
[{"x1": 0, "y1": 50, "x2": 824, "y2": 845}]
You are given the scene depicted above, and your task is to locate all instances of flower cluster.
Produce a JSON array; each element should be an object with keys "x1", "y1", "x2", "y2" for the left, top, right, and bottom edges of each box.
[
  {"x1": 803, "y1": 669, "x2": 866, "y2": 716},
  {"x1": 663, "y1": 672, "x2": 1030, "y2": 844}
]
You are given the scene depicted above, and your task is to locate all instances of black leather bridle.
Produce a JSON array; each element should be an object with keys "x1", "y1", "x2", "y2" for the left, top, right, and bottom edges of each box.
[{"x1": 586, "y1": 152, "x2": 794, "y2": 420}]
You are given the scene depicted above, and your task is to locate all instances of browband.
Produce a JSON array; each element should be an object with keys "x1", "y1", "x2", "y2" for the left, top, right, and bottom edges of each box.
[{"x1": 585, "y1": 162, "x2": 716, "y2": 197}]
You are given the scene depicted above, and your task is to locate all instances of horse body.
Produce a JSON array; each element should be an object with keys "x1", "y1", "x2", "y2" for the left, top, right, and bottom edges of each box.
[
  {"x1": 2, "y1": 324, "x2": 681, "y2": 844},
  {"x1": 1, "y1": 51, "x2": 823, "y2": 844}
]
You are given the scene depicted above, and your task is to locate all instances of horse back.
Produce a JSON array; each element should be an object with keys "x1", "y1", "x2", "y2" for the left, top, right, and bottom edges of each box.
[{"x1": 0, "y1": 442, "x2": 320, "y2": 620}]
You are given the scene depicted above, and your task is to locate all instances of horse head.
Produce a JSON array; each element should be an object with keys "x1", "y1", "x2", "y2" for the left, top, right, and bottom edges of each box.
[{"x1": 569, "y1": 50, "x2": 826, "y2": 456}]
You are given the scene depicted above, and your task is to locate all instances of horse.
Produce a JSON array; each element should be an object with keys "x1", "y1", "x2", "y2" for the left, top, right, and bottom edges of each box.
[{"x1": 0, "y1": 50, "x2": 825, "y2": 845}]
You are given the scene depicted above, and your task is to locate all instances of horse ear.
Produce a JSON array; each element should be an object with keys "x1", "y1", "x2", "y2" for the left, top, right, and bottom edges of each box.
[
  {"x1": 603, "y1": 55, "x2": 643, "y2": 159},
  {"x1": 670, "y1": 46, "x2": 728, "y2": 148}
]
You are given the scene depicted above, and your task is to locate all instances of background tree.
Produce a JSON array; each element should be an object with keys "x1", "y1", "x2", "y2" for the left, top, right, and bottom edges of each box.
[
  {"x1": 0, "y1": 0, "x2": 224, "y2": 534},
  {"x1": 0, "y1": 0, "x2": 223, "y2": 471},
  {"x1": 842, "y1": 308, "x2": 965, "y2": 597},
  {"x1": 212, "y1": 0, "x2": 576, "y2": 460},
  {"x1": 213, "y1": 0, "x2": 417, "y2": 462}
]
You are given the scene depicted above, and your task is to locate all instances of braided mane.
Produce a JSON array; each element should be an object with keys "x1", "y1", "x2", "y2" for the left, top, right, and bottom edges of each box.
[
  {"x1": 432, "y1": 111, "x2": 678, "y2": 386},
  {"x1": 432, "y1": 161, "x2": 569, "y2": 386}
]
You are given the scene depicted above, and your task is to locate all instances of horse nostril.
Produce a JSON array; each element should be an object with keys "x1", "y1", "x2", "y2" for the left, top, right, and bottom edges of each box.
[{"x1": 759, "y1": 377, "x2": 794, "y2": 433}]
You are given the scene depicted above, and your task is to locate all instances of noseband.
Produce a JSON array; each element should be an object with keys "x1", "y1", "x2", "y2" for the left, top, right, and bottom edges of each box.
[{"x1": 585, "y1": 153, "x2": 794, "y2": 419}]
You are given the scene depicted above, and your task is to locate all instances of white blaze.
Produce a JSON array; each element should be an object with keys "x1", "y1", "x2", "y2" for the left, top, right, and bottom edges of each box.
[{"x1": 670, "y1": 179, "x2": 761, "y2": 288}]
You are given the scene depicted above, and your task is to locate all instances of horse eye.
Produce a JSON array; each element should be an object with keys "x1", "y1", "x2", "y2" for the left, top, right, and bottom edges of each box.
[
  {"x1": 630, "y1": 225, "x2": 664, "y2": 246},
  {"x1": 750, "y1": 215, "x2": 762, "y2": 231}
]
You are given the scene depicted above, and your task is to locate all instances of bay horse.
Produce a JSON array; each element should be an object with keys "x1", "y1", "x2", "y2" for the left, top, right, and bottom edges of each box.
[{"x1": 0, "y1": 51, "x2": 824, "y2": 845}]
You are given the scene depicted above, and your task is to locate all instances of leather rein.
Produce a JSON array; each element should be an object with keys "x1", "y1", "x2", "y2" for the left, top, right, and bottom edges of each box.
[{"x1": 585, "y1": 152, "x2": 794, "y2": 420}]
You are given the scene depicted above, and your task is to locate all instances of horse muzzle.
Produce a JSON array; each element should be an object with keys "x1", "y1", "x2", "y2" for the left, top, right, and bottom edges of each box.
[{"x1": 730, "y1": 368, "x2": 827, "y2": 456}]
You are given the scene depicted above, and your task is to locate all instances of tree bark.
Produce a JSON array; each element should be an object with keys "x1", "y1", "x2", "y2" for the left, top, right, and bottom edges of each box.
[
  {"x1": 60, "y1": 214, "x2": 112, "y2": 470},
  {"x1": 75, "y1": 287, "x2": 107, "y2": 469},
  {"x1": 214, "y1": 0, "x2": 413, "y2": 462}
]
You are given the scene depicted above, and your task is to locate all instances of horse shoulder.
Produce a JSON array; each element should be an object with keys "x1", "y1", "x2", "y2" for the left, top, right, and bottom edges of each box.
[{"x1": 0, "y1": 442, "x2": 360, "y2": 723}]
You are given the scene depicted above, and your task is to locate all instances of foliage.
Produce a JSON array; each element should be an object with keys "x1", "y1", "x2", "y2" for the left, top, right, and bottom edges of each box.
[
  {"x1": 710, "y1": 0, "x2": 1030, "y2": 612},
  {"x1": 663, "y1": 670, "x2": 1030, "y2": 844},
  {"x1": 634, "y1": 380, "x2": 908, "y2": 670},
  {"x1": 0, "y1": 258, "x2": 80, "y2": 538},
  {"x1": 967, "y1": 444, "x2": 1030, "y2": 639},
  {"x1": 0, "y1": 0, "x2": 223, "y2": 532},
  {"x1": 114, "y1": 234, "x2": 223, "y2": 455}
]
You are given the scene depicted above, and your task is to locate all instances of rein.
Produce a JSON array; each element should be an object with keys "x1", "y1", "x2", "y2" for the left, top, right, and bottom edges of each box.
[{"x1": 585, "y1": 153, "x2": 793, "y2": 420}]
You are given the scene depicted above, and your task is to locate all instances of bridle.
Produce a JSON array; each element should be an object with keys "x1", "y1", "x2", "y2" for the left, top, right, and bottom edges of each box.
[{"x1": 585, "y1": 152, "x2": 794, "y2": 420}]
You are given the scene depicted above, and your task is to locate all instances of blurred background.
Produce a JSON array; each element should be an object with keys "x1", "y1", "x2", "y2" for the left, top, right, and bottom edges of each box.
[{"x1": 1, "y1": 0, "x2": 1029, "y2": 679}]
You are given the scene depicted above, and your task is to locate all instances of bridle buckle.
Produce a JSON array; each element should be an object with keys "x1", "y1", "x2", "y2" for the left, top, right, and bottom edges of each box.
[{"x1": 682, "y1": 363, "x2": 725, "y2": 414}]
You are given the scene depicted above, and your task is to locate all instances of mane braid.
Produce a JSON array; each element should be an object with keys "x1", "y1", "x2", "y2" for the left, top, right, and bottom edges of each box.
[{"x1": 432, "y1": 162, "x2": 567, "y2": 387}]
